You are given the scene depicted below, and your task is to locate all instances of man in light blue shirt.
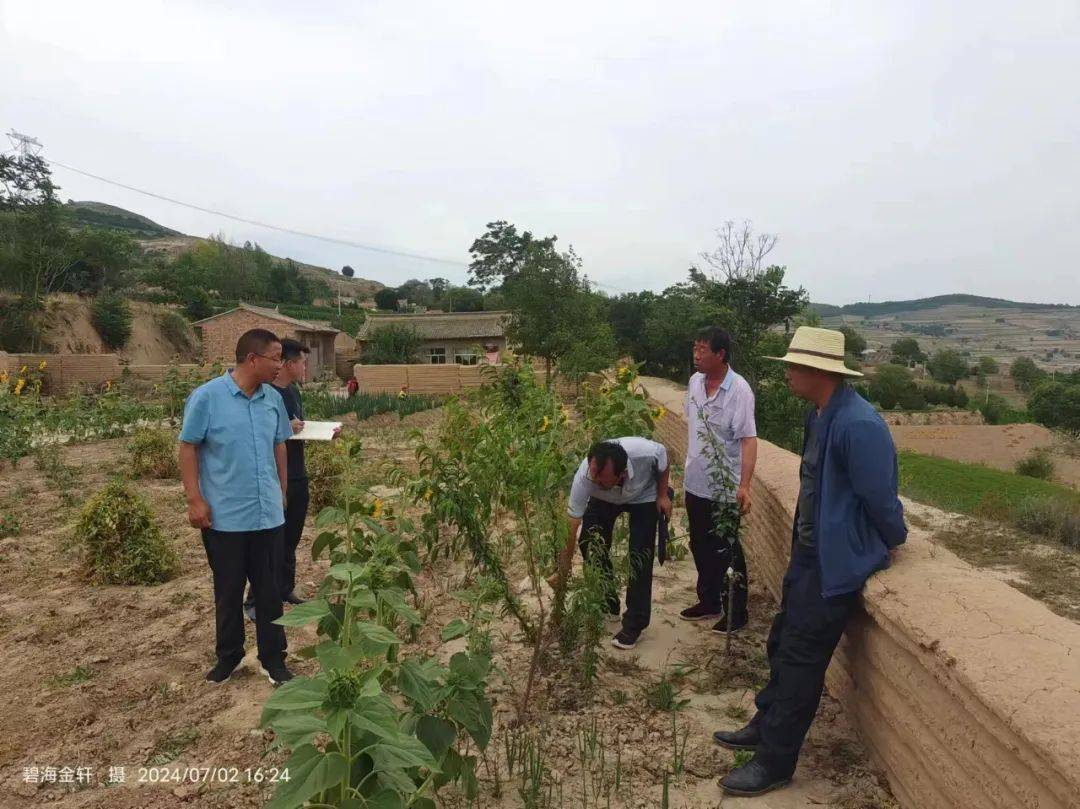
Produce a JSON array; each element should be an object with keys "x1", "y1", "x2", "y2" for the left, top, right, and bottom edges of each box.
[
  {"x1": 179, "y1": 328, "x2": 293, "y2": 686},
  {"x1": 554, "y1": 438, "x2": 672, "y2": 650}
]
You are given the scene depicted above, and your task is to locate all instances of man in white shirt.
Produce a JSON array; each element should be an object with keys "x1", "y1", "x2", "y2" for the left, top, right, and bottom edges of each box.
[
  {"x1": 681, "y1": 327, "x2": 758, "y2": 633},
  {"x1": 554, "y1": 438, "x2": 672, "y2": 650}
]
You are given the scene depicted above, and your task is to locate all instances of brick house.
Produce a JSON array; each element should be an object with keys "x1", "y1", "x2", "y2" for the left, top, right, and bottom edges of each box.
[
  {"x1": 355, "y1": 311, "x2": 507, "y2": 365},
  {"x1": 192, "y1": 303, "x2": 339, "y2": 376}
]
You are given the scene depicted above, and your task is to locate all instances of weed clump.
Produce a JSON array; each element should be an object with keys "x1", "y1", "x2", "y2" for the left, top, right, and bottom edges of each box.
[
  {"x1": 76, "y1": 478, "x2": 178, "y2": 584},
  {"x1": 1015, "y1": 448, "x2": 1055, "y2": 481},
  {"x1": 129, "y1": 429, "x2": 179, "y2": 479},
  {"x1": 1013, "y1": 497, "x2": 1080, "y2": 549}
]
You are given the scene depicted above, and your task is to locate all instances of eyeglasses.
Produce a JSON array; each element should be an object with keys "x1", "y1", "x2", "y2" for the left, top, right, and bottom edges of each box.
[{"x1": 253, "y1": 353, "x2": 283, "y2": 365}]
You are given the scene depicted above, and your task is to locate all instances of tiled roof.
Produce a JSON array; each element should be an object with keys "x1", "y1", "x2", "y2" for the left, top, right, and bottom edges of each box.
[
  {"x1": 192, "y1": 302, "x2": 339, "y2": 333},
  {"x1": 356, "y1": 311, "x2": 507, "y2": 341}
]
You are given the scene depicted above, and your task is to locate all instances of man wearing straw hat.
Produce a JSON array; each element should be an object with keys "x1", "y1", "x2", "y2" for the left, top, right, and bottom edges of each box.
[{"x1": 713, "y1": 326, "x2": 907, "y2": 797}]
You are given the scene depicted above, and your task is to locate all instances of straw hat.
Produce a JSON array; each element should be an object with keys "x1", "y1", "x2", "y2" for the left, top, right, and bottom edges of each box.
[{"x1": 765, "y1": 326, "x2": 864, "y2": 377}]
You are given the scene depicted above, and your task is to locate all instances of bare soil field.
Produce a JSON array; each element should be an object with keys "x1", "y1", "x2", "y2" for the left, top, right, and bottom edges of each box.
[
  {"x1": 0, "y1": 410, "x2": 894, "y2": 808},
  {"x1": 889, "y1": 422, "x2": 1080, "y2": 489}
]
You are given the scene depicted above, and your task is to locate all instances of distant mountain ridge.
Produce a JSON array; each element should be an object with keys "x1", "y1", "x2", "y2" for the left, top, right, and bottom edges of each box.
[
  {"x1": 809, "y1": 294, "x2": 1077, "y2": 318},
  {"x1": 62, "y1": 200, "x2": 383, "y2": 298},
  {"x1": 64, "y1": 200, "x2": 180, "y2": 237}
]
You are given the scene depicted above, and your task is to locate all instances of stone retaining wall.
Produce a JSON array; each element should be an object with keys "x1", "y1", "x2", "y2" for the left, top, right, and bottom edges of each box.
[{"x1": 646, "y1": 376, "x2": 1080, "y2": 809}]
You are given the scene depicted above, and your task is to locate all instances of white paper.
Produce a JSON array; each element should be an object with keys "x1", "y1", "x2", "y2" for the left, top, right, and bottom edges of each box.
[{"x1": 288, "y1": 421, "x2": 342, "y2": 441}]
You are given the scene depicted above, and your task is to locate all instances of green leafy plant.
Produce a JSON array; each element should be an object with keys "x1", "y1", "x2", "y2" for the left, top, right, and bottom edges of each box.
[
  {"x1": 259, "y1": 437, "x2": 494, "y2": 808},
  {"x1": 129, "y1": 428, "x2": 179, "y2": 478},
  {"x1": 33, "y1": 442, "x2": 82, "y2": 506},
  {"x1": 75, "y1": 478, "x2": 178, "y2": 584}
]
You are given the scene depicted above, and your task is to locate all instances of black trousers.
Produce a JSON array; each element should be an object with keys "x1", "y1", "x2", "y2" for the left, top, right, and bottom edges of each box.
[
  {"x1": 579, "y1": 496, "x2": 658, "y2": 635},
  {"x1": 245, "y1": 478, "x2": 309, "y2": 606},
  {"x1": 685, "y1": 491, "x2": 748, "y2": 621},
  {"x1": 751, "y1": 545, "x2": 858, "y2": 776},
  {"x1": 202, "y1": 527, "x2": 287, "y2": 667}
]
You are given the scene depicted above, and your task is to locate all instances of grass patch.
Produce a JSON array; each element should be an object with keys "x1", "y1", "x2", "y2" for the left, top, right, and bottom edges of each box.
[
  {"x1": 302, "y1": 388, "x2": 442, "y2": 421},
  {"x1": 146, "y1": 725, "x2": 200, "y2": 765},
  {"x1": 900, "y1": 452, "x2": 1079, "y2": 517},
  {"x1": 48, "y1": 665, "x2": 96, "y2": 688}
]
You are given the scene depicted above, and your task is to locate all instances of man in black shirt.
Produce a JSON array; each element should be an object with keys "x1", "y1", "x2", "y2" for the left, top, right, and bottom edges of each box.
[{"x1": 245, "y1": 339, "x2": 313, "y2": 620}]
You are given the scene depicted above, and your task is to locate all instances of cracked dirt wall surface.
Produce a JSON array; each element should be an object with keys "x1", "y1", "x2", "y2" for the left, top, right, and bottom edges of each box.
[{"x1": 642, "y1": 375, "x2": 1080, "y2": 809}]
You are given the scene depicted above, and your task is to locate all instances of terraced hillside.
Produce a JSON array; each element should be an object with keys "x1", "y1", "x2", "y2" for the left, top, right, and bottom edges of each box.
[{"x1": 822, "y1": 302, "x2": 1080, "y2": 371}]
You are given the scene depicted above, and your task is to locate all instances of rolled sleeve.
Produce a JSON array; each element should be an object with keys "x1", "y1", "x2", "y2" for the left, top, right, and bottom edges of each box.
[
  {"x1": 567, "y1": 465, "x2": 591, "y2": 519},
  {"x1": 179, "y1": 388, "x2": 210, "y2": 444}
]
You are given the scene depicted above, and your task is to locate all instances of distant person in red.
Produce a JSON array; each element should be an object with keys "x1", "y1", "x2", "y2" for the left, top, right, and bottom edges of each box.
[{"x1": 345, "y1": 376, "x2": 359, "y2": 397}]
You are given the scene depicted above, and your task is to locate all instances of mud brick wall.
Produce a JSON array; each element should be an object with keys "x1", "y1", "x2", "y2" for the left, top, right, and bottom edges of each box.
[
  {"x1": 126, "y1": 364, "x2": 210, "y2": 383},
  {"x1": 645, "y1": 378, "x2": 1080, "y2": 809},
  {"x1": 1, "y1": 353, "x2": 122, "y2": 393},
  {"x1": 354, "y1": 363, "x2": 504, "y2": 394}
]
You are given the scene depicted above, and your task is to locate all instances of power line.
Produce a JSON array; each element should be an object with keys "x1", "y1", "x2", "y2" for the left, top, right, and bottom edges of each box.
[
  {"x1": 44, "y1": 158, "x2": 468, "y2": 268},
  {"x1": 34, "y1": 147, "x2": 643, "y2": 292}
]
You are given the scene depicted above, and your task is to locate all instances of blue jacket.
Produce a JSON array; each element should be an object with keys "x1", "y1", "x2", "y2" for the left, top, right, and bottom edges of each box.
[{"x1": 794, "y1": 384, "x2": 907, "y2": 597}]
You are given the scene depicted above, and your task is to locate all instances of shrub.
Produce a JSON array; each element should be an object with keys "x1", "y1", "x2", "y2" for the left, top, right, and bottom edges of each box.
[
  {"x1": 306, "y1": 439, "x2": 351, "y2": 513},
  {"x1": 76, "y1": 478, "x2": 178, "y2": 584},
  {"x1": 1013, "y1": 497, "x2": 1080, "y2": 549},
  {"x1": 129, "y1": 429, "x2": 179, "y2": 478},
  {"x1": 156, "y1": 310, "x2": 197, "y2": 356},
  {"x1": 1015, "y1": 448, "x2": 1055, "y2": 481},
  {"x1": 90, "y1": 292, "x2": 133, "y2": 349},
  {"x1": 181, "y1": 287, "x2": 212, "y2": 320},
  {"x1": 361, "y1": 324, "x2": 421, "y2": 364},
  {"x1": 0, "y1": 297, "x2": 43, "y2": 352}
]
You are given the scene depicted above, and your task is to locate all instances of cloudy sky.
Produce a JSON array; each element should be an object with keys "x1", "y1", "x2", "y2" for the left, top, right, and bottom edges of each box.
[{"x1": 3, "y1": 1, "x2": 1078, "y2": 304}]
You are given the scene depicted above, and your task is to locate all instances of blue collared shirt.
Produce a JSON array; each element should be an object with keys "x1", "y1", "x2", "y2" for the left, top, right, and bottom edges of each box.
[
  {"x1": 179, "y1": 371, "x2": 291, "y2": 532},
  {"x1": 684, "y1": 369, "x2": 756, "y2": 502}
]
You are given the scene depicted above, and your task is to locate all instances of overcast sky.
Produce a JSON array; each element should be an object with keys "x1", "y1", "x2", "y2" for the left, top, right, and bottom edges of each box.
[{"x1": 3, "y1": 1, "x2": 1078, "y2": 304}]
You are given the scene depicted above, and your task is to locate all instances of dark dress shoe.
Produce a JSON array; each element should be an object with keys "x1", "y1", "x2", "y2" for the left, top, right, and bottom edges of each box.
[
  {"x1": 713, "y1": 722, "x2": 760, "y2": 751},
  {"x1": 283, "y1": 591, "x2": 307, "y2": 605},
  {"x1": 719, "y1": 758, "x2": 791, "y2": 797}
]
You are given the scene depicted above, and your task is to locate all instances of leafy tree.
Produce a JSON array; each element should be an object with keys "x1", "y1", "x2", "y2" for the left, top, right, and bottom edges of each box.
[
  {"x1": 341, "y1": 264, "x2": 355, "y2": 278},
  {"x1": 927, "y1": 349, "x2": 968, "y2": 384},
  {"x1": 890, "y1": 337, "x2": 926, "y2": 366},
  {"x1": 869, "y1": 364, "x2": 917, "y2": 409},
  {"x1": 977, "y1": 356, "x2": 1000, "y2": 377},
  {"x1": 1028, "y1": 381, "x2": 1080, "y2": 432},
  {"x1": 397, "y1": 278, "x2": 434, "y2": 307},
  {"x1": 90, "y1": 291, "x2": 133, "y2": 349},
  {"x1": 62, "y1": 227, "x2": 139, "y2": 293},
  {"x1": 362, "y1": 324, "x2": 421, "y2": 364},
  {"x1": 838, "y1": 325, "x2": 866, "y2": 356},
  {"x1": 444, "y1": 286, "x2": 484, "y2": 312},
  {"x1": 182, "y1": 287, "x2": 213, "y2": 320},
  {"x1": 375, "y1": 285, "x2": 401, "y2": 306},
  {"x1": 467, "y1": 220, "x2": 556, "y2": 292},
  {"x1": 428, "y1": 277, "x2": 449, "y2": 298},
  {"x1": 1010, "y1": 357, "x2": 1045, "y2": 392},
  {"x1": 373, "y1": 287, "x2": 400, "y2": 311},
  {"x1": 468, "y1": 222, "x2": 614, "y2": 381},
  {"x1": 692, "y1": 264, "x2": 808, "y2": 388}
]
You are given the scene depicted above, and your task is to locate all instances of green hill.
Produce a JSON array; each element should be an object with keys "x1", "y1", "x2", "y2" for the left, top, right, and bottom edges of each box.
[
  {"x1": 809, "y1": 294, "x2": 1076, "y2": 318},
  {"x1": 63, "y1": 200, "x2": 180, "y2": 237}
]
